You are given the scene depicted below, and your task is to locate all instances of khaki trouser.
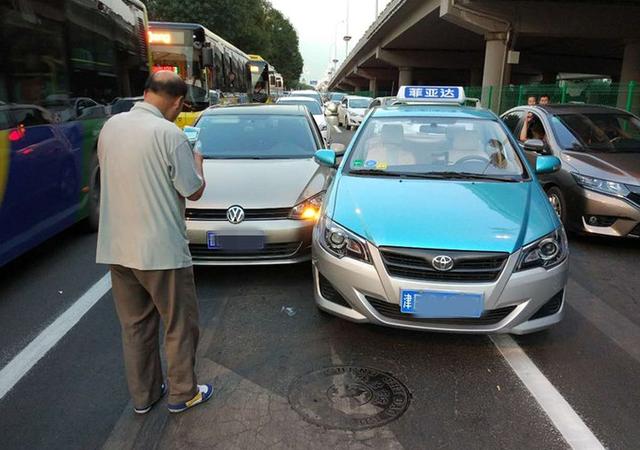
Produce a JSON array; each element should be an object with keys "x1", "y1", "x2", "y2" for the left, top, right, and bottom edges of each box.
[{"x1": 110, "y1": 265, "x2": 200, "y2": 407}]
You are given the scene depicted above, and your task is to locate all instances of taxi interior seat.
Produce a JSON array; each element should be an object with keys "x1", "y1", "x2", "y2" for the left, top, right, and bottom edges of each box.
[
  {"x1": 414, "y1": 124, "x2": 450, "y2": 165},
  {"x1": 364, "y1": 123, "x2": 416, "y2": 166}
]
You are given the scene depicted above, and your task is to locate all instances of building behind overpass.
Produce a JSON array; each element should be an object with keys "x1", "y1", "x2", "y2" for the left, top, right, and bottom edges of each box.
[{"x1": 329, "y1": 0, "x2": 640, "y2": 113}]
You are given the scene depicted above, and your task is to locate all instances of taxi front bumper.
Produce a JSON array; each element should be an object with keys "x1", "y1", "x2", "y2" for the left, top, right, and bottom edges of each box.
[{"x1": 312, "y1": 239, "x2": 569, "y2": 334}]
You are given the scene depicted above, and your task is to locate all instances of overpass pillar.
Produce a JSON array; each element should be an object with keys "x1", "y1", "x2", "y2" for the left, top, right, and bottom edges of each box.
[
  {"x1": 618, "y1": 40, "x2": 640, "y2": 109},
  {"x1": 369, "y1": 78, "x2": 378, "y2": 97},
  {"x1": 398, "y1": 67, "x2": 413, "y2": 87},
  {"x1": 481, "y1": 33, "x2": 509, "y2": 112}
]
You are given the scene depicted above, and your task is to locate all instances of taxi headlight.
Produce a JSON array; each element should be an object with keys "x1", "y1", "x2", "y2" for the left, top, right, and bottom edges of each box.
[
  {"x1": 318, "y1": 216, "x2": 371, "y2": 263},
  {"x1": 515, "y1": 227, "x2": 568, "y2": 271},
  {"x1": 290, "y1": 192, "x2": 324, "y2": 221},
  {"x1": 572, "y1": 173, "x2": 630, "y2": 197}
]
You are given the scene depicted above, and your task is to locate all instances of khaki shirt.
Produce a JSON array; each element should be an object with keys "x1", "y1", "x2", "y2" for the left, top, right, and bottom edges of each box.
[{"x1": 96, "y1": 102, "x2": 203, "y2": 270}]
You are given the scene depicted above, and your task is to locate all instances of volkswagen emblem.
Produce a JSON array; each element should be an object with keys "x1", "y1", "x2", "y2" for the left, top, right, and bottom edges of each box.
[
  {"x1": 432, "y1": 255, "x2": 454, "y2": 271},
  {"x1": 226, "y1": 205, "x2": 245, "y2": 224}
]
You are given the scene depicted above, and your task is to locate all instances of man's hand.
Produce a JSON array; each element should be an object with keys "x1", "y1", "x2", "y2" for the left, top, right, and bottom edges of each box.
[{"x1": 188, "y1": 150, "x2": 206, "y2": 201}]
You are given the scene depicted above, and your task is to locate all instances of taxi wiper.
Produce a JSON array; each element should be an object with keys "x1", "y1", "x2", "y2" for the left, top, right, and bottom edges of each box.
[
  {"x1": 418, "y1": 171, "x2": 520, "y2": 182},
  {"x1": 349, "y1": 169, "x2": 406, "y2": 177}
]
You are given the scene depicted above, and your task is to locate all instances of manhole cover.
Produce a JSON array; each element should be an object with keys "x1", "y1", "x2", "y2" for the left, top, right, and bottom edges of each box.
[{"x1": 288, "y1": 366, "x2": 410, "y2": 430}]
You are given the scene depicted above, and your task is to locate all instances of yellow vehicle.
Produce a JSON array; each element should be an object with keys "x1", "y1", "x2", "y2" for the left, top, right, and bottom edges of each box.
[
  {"x1": 247, "y1": 55, "x2": 284, "y2": 102},
  {"x1": 149, "y1": 22, "x2": 257, "y2": 127}
]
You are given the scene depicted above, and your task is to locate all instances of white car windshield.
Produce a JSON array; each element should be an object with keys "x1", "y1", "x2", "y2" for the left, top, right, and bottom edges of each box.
[
  {"x1": 348, "y1": 98, "x2": 372, "y2": 109},
  {"x1": 278, "y1": 99, "x2": 322, "y2": 115},
  {"x1": 346, "y1": 116, "x2": 526, "y2": 180}
]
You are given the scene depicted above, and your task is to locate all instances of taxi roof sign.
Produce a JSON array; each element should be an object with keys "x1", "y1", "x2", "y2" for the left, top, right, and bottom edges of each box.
[{"x1": 397, "y1": 86, "x2": 465, "y2": 104}]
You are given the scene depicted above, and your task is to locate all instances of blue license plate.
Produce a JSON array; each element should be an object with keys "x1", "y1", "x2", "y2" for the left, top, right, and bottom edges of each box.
[
  {"x1": 400, "y1": 290, "x2": 483, "y2": 318},
  {"x1": 206, "y1": 232, "x2": 265, "y2": 251}
]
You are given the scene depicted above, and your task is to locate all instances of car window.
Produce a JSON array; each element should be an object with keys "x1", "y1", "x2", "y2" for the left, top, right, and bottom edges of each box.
[
  {"x1": 348, "y1": 98, "x2": 371, "y2": 108},
  {"x1": 0, "y1": 110, "x2": 13, "y2": 130},
  {"x1": 552, "y1": 112, "x2": 640, "y2": 153},
  {"x1": 346, "y1": 116, "x2": 526, "y2": 179},
  {"x1": 501, "y1": 111, "x2": 524, "y2": 135},
  {"x1": 277, "y1": 100, "x2": 322, "y2": 115},
  {"x1": 196, "y1": 114, "x2": 317, "y2": 159},
  {"x1": 13, "y1": 107, "x2": 51, "y2": 126}
]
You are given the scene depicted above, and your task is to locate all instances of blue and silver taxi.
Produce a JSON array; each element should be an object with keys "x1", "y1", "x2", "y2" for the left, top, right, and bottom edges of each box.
[{"x1": 311, "y1": 86, "x2": 569, "y2": 334}]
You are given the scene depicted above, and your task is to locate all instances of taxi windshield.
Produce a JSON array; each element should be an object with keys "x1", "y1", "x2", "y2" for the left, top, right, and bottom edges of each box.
[{"x1": 346, "y1": 116, "x2": 526, "y2": 180}]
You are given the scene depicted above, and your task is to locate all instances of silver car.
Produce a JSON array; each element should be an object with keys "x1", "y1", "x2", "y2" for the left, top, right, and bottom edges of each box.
[{"x1": 184, "y1": 104, "x2": 339, "y2": 265}]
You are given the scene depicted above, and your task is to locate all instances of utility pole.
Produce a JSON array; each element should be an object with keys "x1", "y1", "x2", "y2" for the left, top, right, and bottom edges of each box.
[{"x1": 343, "y1": 0, "x2": 352, "y2": 57}]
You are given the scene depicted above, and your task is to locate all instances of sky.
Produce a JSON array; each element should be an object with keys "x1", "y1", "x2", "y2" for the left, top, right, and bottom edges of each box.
[{"x1": 269, "y1": 0, "x2": 393, "y2": 83}]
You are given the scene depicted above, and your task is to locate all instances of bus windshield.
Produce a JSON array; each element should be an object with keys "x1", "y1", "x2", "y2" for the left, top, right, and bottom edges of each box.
[{"x1": 149, "y1": 27, "x2": 210, "y2": 110}]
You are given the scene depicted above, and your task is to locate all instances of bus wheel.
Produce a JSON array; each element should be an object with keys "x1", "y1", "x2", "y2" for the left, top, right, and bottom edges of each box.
[{"x1": 86, "y1": 152, "x2": 100, "y2": 232}]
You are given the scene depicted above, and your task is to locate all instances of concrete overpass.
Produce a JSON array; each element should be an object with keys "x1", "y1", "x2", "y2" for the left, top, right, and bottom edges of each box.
[{"x1": 329, "y1": 0, "x2": 640, "y2": 110}]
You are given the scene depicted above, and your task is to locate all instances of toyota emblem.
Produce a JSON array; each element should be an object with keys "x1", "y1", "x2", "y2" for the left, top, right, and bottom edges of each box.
[
  {"x1": 226, "y1": 206, "x2": 245, "y2": 224},
  {"x1": 432, "y1": 255, "x2": 454, "y2": 271}
]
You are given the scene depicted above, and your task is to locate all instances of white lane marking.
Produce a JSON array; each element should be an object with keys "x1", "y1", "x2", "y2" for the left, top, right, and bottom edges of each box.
[
  {"x1": 0, "y1": 273, "x2": 111, "y2": 400},
  {"x1": 492, "y1": 335, "x2": 605, "y2": 450},
  {"x1": 567, "y1": 279, "x2": 640, "y2": 365},
  {"x1": 332, "y1": 125, "x2": 342, "y2": 134}
]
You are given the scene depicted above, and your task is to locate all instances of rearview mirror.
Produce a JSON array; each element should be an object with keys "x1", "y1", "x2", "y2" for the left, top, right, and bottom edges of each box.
[
  {"x1": 183, "y1": 126, "x2": 200, "y2": 146},
  {"x1": 535, "y1": 155, "x2": 561, "y2": 175},
  {"x1": 202, "y1": 48, "x2": 214, "y2": 68},
  {"x1": 330, "y1": 142, "x2": 346, "y2": 156},
  {"x1": 523, "y1": 139, "x2": 545, "y2": 153},
  {"x1": 314, "y1": 149, "x2": 336, "y2": 167}
]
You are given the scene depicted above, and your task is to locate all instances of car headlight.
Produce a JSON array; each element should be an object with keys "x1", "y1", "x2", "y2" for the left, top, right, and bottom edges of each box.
[
  {"x1": 290, "y1": 192, "x2": 324, "y2": 220},
  {"x1": 317, "y1": 216, "x2": 371, "y2": 263},
  {"x1": 515, "y1": 228, "x2": 568, "y2": 271},
  {"x1": 572, "y1": 173, "x2": 630, "y2": 197}
]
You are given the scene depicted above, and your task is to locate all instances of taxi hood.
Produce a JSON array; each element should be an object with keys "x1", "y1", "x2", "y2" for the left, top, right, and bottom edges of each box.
[
  {"x1": 329, "y1": 176, "x2": 558, "y2": 253},
  {"x1": 189, "y1": 158, "x2": 330, "y2": 209}
]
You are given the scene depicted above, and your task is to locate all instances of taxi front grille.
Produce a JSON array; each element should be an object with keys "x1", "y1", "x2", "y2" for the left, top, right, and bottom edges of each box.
[
  {"x1": 189, "y1": 242, "x2": 302, "y2": 259},
  {"x1": 379, "y1": 247, "x2": 508, "y2": 283},
  {"x1": 186, "y1": 207, "x2": 291, "y2": 221},
  {"x1": 366, "y1": 296, "x2": 515, "y2": 325}
]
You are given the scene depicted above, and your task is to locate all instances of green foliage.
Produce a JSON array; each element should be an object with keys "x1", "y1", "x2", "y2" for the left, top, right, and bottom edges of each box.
[{"x1": 143, "y1": 0, "x2": 304, "y2": 84}]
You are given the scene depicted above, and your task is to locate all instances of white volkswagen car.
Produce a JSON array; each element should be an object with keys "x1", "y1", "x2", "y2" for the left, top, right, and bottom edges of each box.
[{"x1": 182, "y1": 104, "x2": 338, "y2": 265}]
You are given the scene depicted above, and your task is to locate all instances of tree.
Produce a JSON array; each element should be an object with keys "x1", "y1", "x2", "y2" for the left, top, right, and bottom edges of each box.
[
  {"x1": 261, "y1": 6, "x2": 304, "y2": 87},
  {"x1": 143, "y1": 0, "x2": 304, "y2": 83}
]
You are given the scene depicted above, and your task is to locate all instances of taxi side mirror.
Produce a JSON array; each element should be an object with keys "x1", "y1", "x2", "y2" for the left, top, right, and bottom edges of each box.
[
  {"x1": 183, "y1": 126, "x2": 200, "y2": 146},
  {"x1": 330, "y1": 142, "x2": 346, "y2": 156},
  {"x1": 535, "y1": 155, "x2": 561, "y2": 175},
  {"x1": 314, "y1": 149, "x2": 336, "y2": 167}
]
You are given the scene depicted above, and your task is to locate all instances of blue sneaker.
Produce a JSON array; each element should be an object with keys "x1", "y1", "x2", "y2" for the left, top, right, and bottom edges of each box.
[
  {"x1": 168, "y1": 384, "x2": 214, "y2": 413},
  {"x1": 134, "y1": 382, "x2": 167, "y2": 415}
]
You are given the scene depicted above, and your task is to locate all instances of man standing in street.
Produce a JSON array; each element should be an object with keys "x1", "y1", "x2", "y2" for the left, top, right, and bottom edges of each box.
[{"x1": 96, "y1": 71, "x2": 212, "y2": 414}]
